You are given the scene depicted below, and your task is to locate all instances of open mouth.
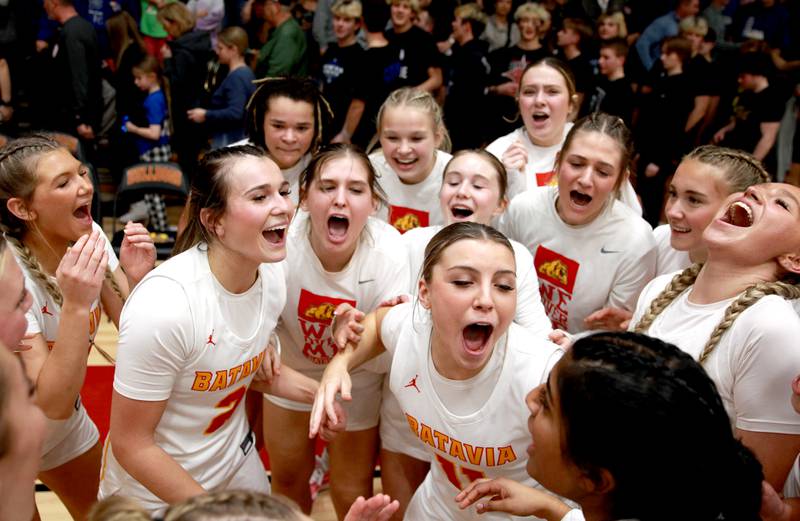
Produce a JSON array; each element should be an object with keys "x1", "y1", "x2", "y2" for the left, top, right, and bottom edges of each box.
[
  {"x1": 450, "y1": 206, "x2": 474, "y2": 219},
  {"x1": 462, "y1": 322, "x2": 493, "y2": 354},
  {"x1": 670, "y1": 223, "x2": 690, "y2": 233},
  {"x1": 721, "y1": 201, "x2": 753, "y2": 227},
  {"x1": 532, "y1": 112, "x2": 550, "y2": 123},
  {"x1": 73, "y1": 204, "x2": 91, "y2": 220},
  {"x1": 395, "y1": 157, "x2": 417, "y2": 167},
  {"x1": 262, "y1": 225, "x2": 286, "y2": 244},
  {"x1": 570, "y1": 190, "x2": 592, "y2": 207},
  {"x1": 328, "y1": 215, "x2": 349, "y2": 239}
]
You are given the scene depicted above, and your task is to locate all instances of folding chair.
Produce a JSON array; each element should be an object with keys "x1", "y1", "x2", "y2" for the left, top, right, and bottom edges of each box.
[{"x1": 111, "y1": 162, "x2": 188, "y2": 260}]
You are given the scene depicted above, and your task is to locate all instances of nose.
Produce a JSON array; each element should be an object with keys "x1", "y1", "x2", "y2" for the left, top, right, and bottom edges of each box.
[
  {"x1": 273, "y1": 191, "x2": 294, "y2": 215},
  {"x1": 526, "y1": 386, "x2": 542, "y2": 416},
  {"x1": 398, "y1": 139, "x2": 412, "y2": 154},
  {"x1": 473, "y1": 280, "x2": 495, "y2": 311},
  {"x1": 456, "y1": 180, "x2": 470, "y2": 197},
  {"x1": 332, "y1": 185, "x2": 347, "y2": 206},
  {"x1": 79, "y1": 172, "x2": 94, "y2": 194},
  {"x1": 744, "y1": 186, "x2": 761, "y2": 203},
  {"x1": 665, "y1": 200, "x2": 682, "y2": 221},
  {"x1": 282, "y1": 128, "x2": 297, "y2": 143}
]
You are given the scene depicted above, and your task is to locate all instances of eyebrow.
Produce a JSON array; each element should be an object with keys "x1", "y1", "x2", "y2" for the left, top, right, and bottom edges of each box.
[
  {"x1": 777, "y1": 188, "x2": 800, "y2": 208},
  {"x1": 567, "y1": 154, "x2": 615, "y2": 171},
  {"x1": 447, "y1": 265, "x2": 516, "y2": 277},
  {"x1": 684, "y1": 190, "x2": 708, "y2": 198}
]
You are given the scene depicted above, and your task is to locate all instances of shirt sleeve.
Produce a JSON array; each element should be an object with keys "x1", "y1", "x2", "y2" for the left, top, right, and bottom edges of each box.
[
  {"x1": 379, "y1": 302, "x2": 412, "y2": 355},
  {"x1": 113, "y1": 276, "x2": 195, "y2": 401},
  {"x1": 607, "y1": 225, "x2": 658, "y2": 311}
]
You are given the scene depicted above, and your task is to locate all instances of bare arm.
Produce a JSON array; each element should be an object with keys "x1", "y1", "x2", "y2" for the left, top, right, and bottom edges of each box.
[
  {"x1": 110, "y1": 392, "x2": 206, "y2": 503},
  {"x1": 332, "y1": 99, "x2": 366, "y2": 144},
  {"x1": 738, "y1": 429, "x2": 800, "y2": 491},
  {"x1": 752, "y1": 122, "x2": 780, "y2": 161},
  {"x1": 250, "y1": 365, "x2": 319, "y2": 403},
  {"x1": 126, "y1": 122, "x2": 163, "y2": 142},
  {"x1": 685, "y1": 95, "x2": 710, "y2": 132},
  {"x1": 416, "y1": 67, "x2": 443, "y2": 94}
]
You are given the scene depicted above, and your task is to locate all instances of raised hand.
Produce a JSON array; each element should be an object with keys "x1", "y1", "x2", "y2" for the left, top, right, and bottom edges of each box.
[
  {"x1": 120, "y1": 221, "x2": 156, "y2": 288},
  {"x1": 57, "y1": 230, "x2": 108, "y2": 311},
  {"x1": 344, "y1": 494, "x2": 400, "y2": 521}
]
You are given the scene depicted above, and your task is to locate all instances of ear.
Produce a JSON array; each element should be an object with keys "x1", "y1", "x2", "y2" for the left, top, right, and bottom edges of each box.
[
  {"x1": 6, "y1": 198, "x2": 35, "y2": 221},
  {"x1": 580, "y1": 467, "x2": 615, "y2": 497},
  {"x1": 777, "y1": 253, "x2": 800, "y2": 275},
  {"x1": 492, "y1": 196, "x2": 509, "y2": 218},
  {"x1": 417, "y1": 278, "x2": 431, "y2": 310},
  {"x1": 200, "y1": 207, "x2": 223, "y2": 239}
]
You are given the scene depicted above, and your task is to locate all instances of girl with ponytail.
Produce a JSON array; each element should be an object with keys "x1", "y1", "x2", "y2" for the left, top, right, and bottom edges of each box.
[
  {"x1": 0, "y1": 135, "x2": 155, "y2": 519},
  {"x1": 458, "y1": 331, "x2": 764, "y2": 521},
  {"x1": 631, "y1": 182, "x2": 800, "y2": 506}
]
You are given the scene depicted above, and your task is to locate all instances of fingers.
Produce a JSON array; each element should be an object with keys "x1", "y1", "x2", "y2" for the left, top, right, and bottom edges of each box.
[
  {"x1": 455, "y1": 479, "x2": 497, "y2": 509},
  {"x1": 13, "y1": 333, "x2": 36, "y2": 353},
  {"x1": 309, "y1": 389, "x2": 325, "y2": 438}
]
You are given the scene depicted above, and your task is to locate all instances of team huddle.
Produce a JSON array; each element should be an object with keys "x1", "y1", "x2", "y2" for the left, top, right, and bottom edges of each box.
[{"x1": 0, "y1": 57, "x2": 799, "y2": 521}]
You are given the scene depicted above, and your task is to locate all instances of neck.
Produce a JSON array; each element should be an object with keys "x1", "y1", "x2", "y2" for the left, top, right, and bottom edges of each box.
[
  {"x1": 688, "y1": 246, "x2": 708, "y2": 264},
  {"x1": 518, "y1": 38, "x2": 541, "y2": 51},
  {"x1": 366, "y1": 31, "x2": 389, "y2": 46},
  {"x1": 273, "y1": 11, "x2": 291, "y2": 27},
  {"x1": 666, "y1": 64, "x2": 683, "y2": 76},
  {"x1": 526, "y1": 127, "x2": 561, "y2": 148},
  {"x1": 494, "y1": 13, "x2": 507, "y2": 24},
  {"x1": 338, "y1": 35, "x2": 357, "y2": 47},
  {"x1": 308, "y1": 226, "x2": 357, "y2": 273},
  {"x1": 563, "y1": 45, "x2": 580, "y2": 60},
  {"x1": 606, "y1": 68, "x2": 624, "y2": 81},
  {"x1": 22, "y1": 229, "x2": 69, "y2": 276},
  {"x1": 753, "y1": 77, "x2": 769, "y2": 93},
  {"x1": 148, "y1": 83, "x2": 160, "y2": 94},
  {"x1": 228, "y1": 56, "x2": 246, "y2": 70},
  {"x1": 56, "y1": 7, "x2": 78, "y2": 24},
  {"x1": 394, "y1": 23, "x2": 412, "y2": 34},
  {"x1": 207, "y1": 243, "x2": 260, "y2": 294},
  {"x1": 579, "y1": 498, "x2": 615, "y2": 521},
  {"x1": 689, "y1": 258, "x2": 778, "y2": 304},
  {"x1": 458, "y1": 33, "x2": 473, "y2": 45}
]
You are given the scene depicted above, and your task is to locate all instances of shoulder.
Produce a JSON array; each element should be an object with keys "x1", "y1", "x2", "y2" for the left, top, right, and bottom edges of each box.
[
  {"x1": 507, "y1": 186, "x2": 553, "y2": 215},
  {"x1": 485, "y1": 128, "x2": 523, "y2": 157},
  {"x1": 608, "y1": 202, "x2": 656, "y2": 246},
  {"x1": 364, "y1": 217, "x2": 404, "y2": 252},
  {"x1": 402, "y1": 225, "x2": 438, "y2": 248},
  {"x1": 506, "y1": 324, "x2": 563, "y2": 378}
]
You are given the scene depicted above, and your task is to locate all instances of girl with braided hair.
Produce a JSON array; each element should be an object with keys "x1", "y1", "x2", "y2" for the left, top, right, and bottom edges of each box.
[
  {"x1": 631, "y1": 182, "x2": 800, "y2": 502},
  {"x1": 0, "y1": 135, "x2": 155, "y2": 519},
  {"x1": 244, "y1": 77, "x2": 333, "y2": 204},
  {"x1": 457, "y1": 331, "x2": 764, "y2": 521}
]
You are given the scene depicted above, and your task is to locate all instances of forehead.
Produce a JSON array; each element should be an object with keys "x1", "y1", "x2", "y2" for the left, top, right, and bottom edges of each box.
[
  {"x1": 225, "y1": 156, "x2": 284, "y2": 193},
  {"x1": 266, "y1": 96, "x2": 314, "y2": 121},
  {"x1": 437, "y1": 238, "x2": 515, "y2": 270},
  {"x1": 446, "y1": 154, "x2": 501, "y2": 181},
  {"x1": 564, "y1": 131, "x2": 623, "y2": 168},
  {"x1": 382, "y1": 106, "x2": 434, "y2": 131},
  {"x1": 521, "y1": 65, "x2": 568, "y2": 88},
  {"x1": 317, "y1": 155, "x2": 370, "y2": 182},
  {"x1": 34, "y1": 148, "x2": 81, "y2": 181},
  {"x1": 673, "y1": 159, "x2": 726, "y2": 188}
]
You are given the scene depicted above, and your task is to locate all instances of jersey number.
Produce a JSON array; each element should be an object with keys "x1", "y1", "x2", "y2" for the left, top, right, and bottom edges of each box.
[
  {"x1": 205, "y1": 386, "x2": 247, "y2": 435},
  {"x1": 435, "y1": 454, "x2": 486, "y2": 490}
]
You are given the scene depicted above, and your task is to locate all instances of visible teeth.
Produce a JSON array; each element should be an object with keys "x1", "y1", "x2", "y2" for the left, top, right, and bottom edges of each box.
[
  {"x1": 728, "y1": 201, "x2": 753, "y2": 226},
  {"x1": 396, "y1": 158, "x2": 415, "y2": 164},
  {"x1": 265, "y1": 225, "x2": 286, "y2": 232},
  {"x1": 671, "y1": 226, "x2": 690, "y2": 233}
]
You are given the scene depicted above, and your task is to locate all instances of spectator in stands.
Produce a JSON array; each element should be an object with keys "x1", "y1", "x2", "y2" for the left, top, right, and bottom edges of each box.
[
  {"x1": 384, "y1": 0, "x2": 442, "y2": 94},
  {"x1": 187, "y1": 26, "x2": 256, "y2": 149},
  {"x1": 255, "y1": 0, "x2": 308, "y2": 78},
  {"x1": 680, "y1": 16, "x2": 723, "y2": 145},
  {"x1": 702, "y1": 0, "x2": 734, "y2": 49},
  {"x1": 186, "y1": 0, "x2": 225, "y2": 44},
  {"x1": 481, "y1": 0, "x2": 519, "y2": 53},
  {"x1": 731, "y1": 0, "x2": 790, "y2": 50},
  {"x1": 636, "y1": 36, "x2": 696, "y2": 225},
  {"x1": 444, "y1": 3, "x2": 491, "y2": 149},
  {"x1": 140, "y1": 0, "x2": 172, "y2": 58},
  {"x1": 596, "y1": 11, "x2": 627, "y2": 42},
  {"x1": 556, "y1": 17, "x2": 594, "y2": 116},
  {"x1": 634, "y1": 0, "x2": 699, "y2": 72},
  {"x1": 0, "y1": 56, "x2": 12, "y2": 129},
  {"x1": 589, "y1": 38, "x2": 634, "y2": 126},
  {"x1": 713, "y1": 51, "x2": 787, "y2": 174},
  {"x1": 44, "y1": 0, "x2": 103, "y2": 142}
]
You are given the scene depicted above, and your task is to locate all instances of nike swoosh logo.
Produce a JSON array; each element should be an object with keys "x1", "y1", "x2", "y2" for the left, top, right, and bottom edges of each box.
[
  {"x1": 600, "y1": 247, "x2": 621, "y2": 254},
  {"x1": 358, "y1": 279, "x2": 375, "y2": 284}
]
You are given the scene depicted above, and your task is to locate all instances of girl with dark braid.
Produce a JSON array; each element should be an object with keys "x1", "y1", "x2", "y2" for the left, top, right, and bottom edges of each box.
[
  {"x1": 631, "y1": 183, "x2": 800, "y2": 503},
  {"x1": 457, "y1": 332, "x2": 764, "y2": 521},
  {"x1": 0, "y1": 135, "x2": 155, "y2": 519}
]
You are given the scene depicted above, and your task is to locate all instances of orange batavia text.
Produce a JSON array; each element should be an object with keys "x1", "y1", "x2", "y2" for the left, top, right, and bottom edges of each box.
[
  {"x1": 405, "y1": 413, "x2": 516, "y2": 466},
  {"x1": 191, "y1": 351, "x2": 266, "y2": 392}
]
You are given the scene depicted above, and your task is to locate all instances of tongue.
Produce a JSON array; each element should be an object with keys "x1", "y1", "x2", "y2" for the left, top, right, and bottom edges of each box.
[
  {"x1": 463, "y1": 324, "x2": 489, "y2": 351},
  {"x1": 73, "y1": 206, "x2": 87, "y2": 218},
  {"x1": 329, "y1": 218, "x2": 348, "y2": 238},
  {"x1": 263, "y1": 230, "x2": 281, "y2": 243}
]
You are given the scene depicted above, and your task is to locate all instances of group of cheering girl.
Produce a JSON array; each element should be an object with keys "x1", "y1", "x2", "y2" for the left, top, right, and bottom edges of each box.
[{"x1": 0, "y1": 56, "x2": 799, "y2": 521}]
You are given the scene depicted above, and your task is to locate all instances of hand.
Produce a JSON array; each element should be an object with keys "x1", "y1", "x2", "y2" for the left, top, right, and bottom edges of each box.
[
  {"x1": 547, "y1": 329, "x2": 574, "y2": 350},
  {"x1": 77, "y1": 124, "x2": 95, "y2": 140},
  {"x1": 583, "y1": 307, "x2": 633, "y2": 331},
  {"x1": 377, "y1": 294, "x2": 409, "y2": 308},
  {"x1": 502, "y1": 140, "x2": 528, "y2": 172},
  {"x1": 309, "y1": 353, "x2": 353, "y2": 438},
  {"x1": 344, "y1": 494, "x2": 400, "y2": 521},
  {"x1": 332, "y1": 303, "x2": 365, "y2": 349},
  {"x1": 0, "y1": 105, "x2": 13, "y2": 122},
  {"x1": 187, "y1": 108, "x2": 207, "y2": 123},
  {"x1": 495, "y1": 82, "x2": 517, "y2": 97},
  {"x1": 120, "y1": 222, "x2": 156, "y2": 288},
  {"x1": 437, "y1": 38, "x2": 454, "y2": 53},
  {"x1": 644, "y1": 163, "x2": 659, "y2": 178},
  {"x1": 12, "y1": 333, "x2": 36, "y2": 353},
  {"x1": 760, "y1": 481, "x2": 790, "y2": 521},
  {"x1": 455, "y1": 478, "x2": 571, "y2": 519},
  {"x1": 318, "y1": 400, "x2": 347, "y2": 442},
  {"x1": 35, "y1": 40, "x2": 49, "y2": 52},
  {"x1": 56, "y1": 230, "x2": 108, "y2": 311},
  {"x1": 161, "y1": 45, "x2": 172, "y2": 60},
  {"x1": 254, "y1": 335, "x2": 282, "y2": 385},
  {"x1": 713, "y1": 128, "x2": 727, "y2": 144},
  {"x1": 330, "y1": 131, "x2": 352, "y2": 144}
]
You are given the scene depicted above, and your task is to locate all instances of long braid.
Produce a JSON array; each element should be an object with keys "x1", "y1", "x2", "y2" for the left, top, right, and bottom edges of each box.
[
  {"x1": 699, "y1": 279, "x2": 800, "y2": 363},
  {"x1": 1, "y1": 226, "x2": 63, "y2": 306},
  {"x1": 685, "y1": 145, "x2": 771, "y2": 189},
  {"x1": 633, "y1": 263, "x2": 703, "y2": 334}
]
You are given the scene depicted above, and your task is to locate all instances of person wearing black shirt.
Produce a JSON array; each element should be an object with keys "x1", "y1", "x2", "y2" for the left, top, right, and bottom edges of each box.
[
  {"x1": 556, "y1": 17, "x2": 594, "y2": 116},
  {"x1": 385, "y1": 0, "x2": 442, "y2": 93},
  {"x1": 589, "y1": 38, "x2": 634, "y2": 126}
]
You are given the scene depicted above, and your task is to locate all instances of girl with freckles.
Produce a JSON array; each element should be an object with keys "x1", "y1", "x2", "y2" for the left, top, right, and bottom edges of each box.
[
  {"x1": 0, "y1": 136, "x2": 155, "y2": 519},
  {"x1": 310, "y1": 222, "x2": 563, "y2": 520},
  {"x1": 499, "y1": 113, "x2": 655, "y2": 334},
  {"x1": 265, "y1": 144, "x2": 408, "y2": 517}
]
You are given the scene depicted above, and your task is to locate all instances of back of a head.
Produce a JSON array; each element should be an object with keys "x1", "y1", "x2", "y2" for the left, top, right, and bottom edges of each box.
[
  {"x1": 558, "y1": 332, "x2": 763, "y2": 521},
  {"x1": 164, "y1": 490, "x2": 307, "y2": 521},
  {"x1": 362, "y1": 0, "x2": 390, "y2": 32}
]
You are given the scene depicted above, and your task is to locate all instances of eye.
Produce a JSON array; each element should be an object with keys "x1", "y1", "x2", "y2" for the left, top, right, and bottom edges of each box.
[
  {"x1": 495, "y1": 283, "x2": 515, "y2": 292},
  {"x1": 667, "y1": 187, "x2": 677, "y2": 198},
  {"x1": 776, "y1": 198, "x2": 791, "y2": 211},
  {"x1": 597, "y1": 170, "x2": 612, "y2": 178},
  {"x1": 350, "y1": 187, "x2": 364, "y2": 194},
  {"x1": 451, "y1": 279, "x2": 472, "y2": 287},
  {"x1": 280, "y1": 189, "x2": 292, "y2": 198},
  {"x1": 252, "y1": 194, "x2": 266, "y2": 202},
  {"x1": 688, "y1": 196, "x2": 702, "y2": 206}
]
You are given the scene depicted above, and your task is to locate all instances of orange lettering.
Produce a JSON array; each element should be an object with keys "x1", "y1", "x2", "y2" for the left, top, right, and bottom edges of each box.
[
  {"x1": 464, "y1": 444, "x2": 484, "y2": 465},
  {"x1": 228, "y1": 365, "x2": 242, "y2": 386},
  {"x1": 209, "y1": 370, "x2": 228, "y2": 392},
  {"x1": 449, "y1": 439, "x2": 466, "y2": 463},
  {"x1": 405, "y1": 414, "x2": 419, "y2": 436},
  {"x1": 497, "y1": 446, "x2": 516, "y2": 465},
  {"x1": 486, "y1": 447, "x2": 495, "y2": 467},
  {"x1": 419, "y1": 424, "x2": 435, "y2": 448},
  {"x1": 192, "y1": 371, "x2": 213, "y2": 391},
  {"x1": 433, "y1": 430, "x2": 450, "y2": 451},
  {"x1": 241, "y1": 360, "x2": 252, "y2": 378}
]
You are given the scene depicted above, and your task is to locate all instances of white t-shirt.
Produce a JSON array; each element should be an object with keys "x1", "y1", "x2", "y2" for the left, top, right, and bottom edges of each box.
[
  {"x1": 401, "y1": 225, "x2": 552, "y2": 338},
  {"x1": 653, "y1": 224, "x2": 691, "y2": 277},
  {"x1": 381, "y1": 302, "x2": 563, "y2": 520},
  {"x1": 17, "y1": 221, "x2": 118, "y2": 457},
  {"x1": 369, "y1": 150, "x2": 451, "y2": 234},
  {"x1": 500, "y1": 186, "x2": 656, "y2": 333},
  {"x1": 485, "y1": 125, "x2": 642, "y2": 215},
  {"x1": 632, "y1": 273, "x2": 800, "y2": 434},
  {"x1": 99, "y1": 245, "x2": 286, "y2": 510},
  {"x1": 277, "y1": 212, "x2": 409, "y2": 377}
]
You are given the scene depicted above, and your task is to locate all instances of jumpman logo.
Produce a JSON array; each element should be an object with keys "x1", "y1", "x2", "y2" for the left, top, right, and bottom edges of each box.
[
  {"x1": 41, "y1": 304, "x2": 54, "y2": 316},
  {"x1": 206, "y1": 329, "x2": 216, "y2": 347},
  {"x1": 405, "y1": 374, "x2": 421, "y2": 393}
]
